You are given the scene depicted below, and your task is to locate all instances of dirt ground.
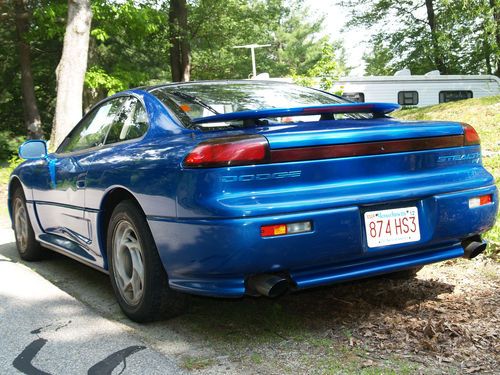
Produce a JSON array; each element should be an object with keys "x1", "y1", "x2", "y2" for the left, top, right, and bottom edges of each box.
[{"x1": 169, "y1": 258, "x2": 499, "y2": 375}]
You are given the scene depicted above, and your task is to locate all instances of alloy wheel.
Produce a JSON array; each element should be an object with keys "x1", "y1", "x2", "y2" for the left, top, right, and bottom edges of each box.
[{"x1": 112, "y1": 220, "x2": 145, "y2": 306}]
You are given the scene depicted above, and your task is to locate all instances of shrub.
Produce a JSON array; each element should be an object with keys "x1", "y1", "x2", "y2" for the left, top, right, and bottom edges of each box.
[{"x1": 0, "y1": 131, "x2": 26, "y2": 163}]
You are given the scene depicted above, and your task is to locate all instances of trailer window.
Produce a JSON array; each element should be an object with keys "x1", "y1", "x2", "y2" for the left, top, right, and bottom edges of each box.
[
  {"x1": 342, "y1": 92, "x2": 365, "y2": 102},
  {"x1": 398, "y1": 91, "x2": 419, "y2": 106},
  {"x1": 439, "y1": 90, "x2": 473, "y2": 103}
]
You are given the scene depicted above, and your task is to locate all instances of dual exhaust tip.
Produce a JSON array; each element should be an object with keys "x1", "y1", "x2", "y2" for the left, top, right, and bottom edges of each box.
[{"x1": 247, "y1": 236, "x2": 487, "y2": 297}]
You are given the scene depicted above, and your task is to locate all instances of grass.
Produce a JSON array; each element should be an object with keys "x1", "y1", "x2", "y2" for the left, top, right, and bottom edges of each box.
[
  {"x1": 181, "y1": 298, "x2": 305, "y2": 350},
  {"x1": 180, "y1": 355, "x2": 216, "y2": 370},
  {"x1": 302, "y1": 345, "x2": 419, "y2": 375},
  {"x1": 0, "y1": 163, "x2": 12, "y2": 220},
  {"x1": 396, "y1": 95, "x2": 500, "y2": 257}
]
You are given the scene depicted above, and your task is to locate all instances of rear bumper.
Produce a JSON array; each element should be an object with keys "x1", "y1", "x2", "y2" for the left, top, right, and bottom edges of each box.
[{"x1": 148, "y1": 184, "x2": 498, "y2": 297}]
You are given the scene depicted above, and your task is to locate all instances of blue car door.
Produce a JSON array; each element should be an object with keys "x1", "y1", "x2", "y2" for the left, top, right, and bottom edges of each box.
[{"x1": 33, "y1": 97, "x2": 126, "y2": 249}]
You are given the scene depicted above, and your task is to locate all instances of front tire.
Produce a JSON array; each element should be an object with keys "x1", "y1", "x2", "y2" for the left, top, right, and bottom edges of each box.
[
  {"x1": 12, "y1": 188, "x2": 43, "y2": 261},
  {"x1": 107, "y1": 200, "x2": 186, "y2": 322}
]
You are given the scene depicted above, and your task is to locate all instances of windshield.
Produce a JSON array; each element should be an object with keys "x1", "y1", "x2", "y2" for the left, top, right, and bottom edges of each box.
[{"x1": 150, "y1": 81, "x2": 368, "y2": 129}]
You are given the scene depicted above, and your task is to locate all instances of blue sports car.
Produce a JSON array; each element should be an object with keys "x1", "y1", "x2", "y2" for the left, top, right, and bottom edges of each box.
[{"x1": 8, "y1": 81, "x2": 498, "y2": 322}]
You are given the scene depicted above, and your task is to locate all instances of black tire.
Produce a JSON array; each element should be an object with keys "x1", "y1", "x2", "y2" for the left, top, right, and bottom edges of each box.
[
  {"x1": 384, "y1": 266, "x2": 423, "y2": 280},
  {"x1": 12, "y1": 188, "x2": 44, "y2": 261},
  {"x1": 107, "y1": 200, "x2": 186, "y2": 322}
]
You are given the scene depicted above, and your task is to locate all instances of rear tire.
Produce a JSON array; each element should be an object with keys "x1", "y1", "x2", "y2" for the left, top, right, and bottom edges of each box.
[
  {"x1": 107, "y1": 200, "x2": 186, "y2": 322},
  {"x1": 12, "y1": 188, "x2": 43, "y2": 261},
  {"x1": 385, "y1": 266, "x2": 423, "y2": 280}
]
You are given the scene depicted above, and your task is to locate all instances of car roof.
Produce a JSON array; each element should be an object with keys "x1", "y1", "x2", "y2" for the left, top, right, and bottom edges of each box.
[{"x1": 141, "y1": 79, "x2": 298, "y2": 92}]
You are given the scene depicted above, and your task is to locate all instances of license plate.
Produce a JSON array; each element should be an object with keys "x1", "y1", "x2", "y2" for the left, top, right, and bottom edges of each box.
[{"x1": 364, "y1": 207, "x2": 420, "y2": 248}]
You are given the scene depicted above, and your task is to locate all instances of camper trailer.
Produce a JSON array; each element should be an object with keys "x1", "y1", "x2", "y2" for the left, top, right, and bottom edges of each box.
[{"x1": 332, "y1": 70, "x2": 500, "y2": 107}]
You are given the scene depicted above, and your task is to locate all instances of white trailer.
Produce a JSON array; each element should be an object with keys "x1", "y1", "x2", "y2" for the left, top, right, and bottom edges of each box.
[{"x1": 332, "y1": 70, "x2": 500, "y2": 107}]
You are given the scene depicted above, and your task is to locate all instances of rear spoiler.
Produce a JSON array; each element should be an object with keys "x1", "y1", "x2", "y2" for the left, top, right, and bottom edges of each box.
[{"x1": 192, "y1": 102, "x2": 400, "y2": 125}]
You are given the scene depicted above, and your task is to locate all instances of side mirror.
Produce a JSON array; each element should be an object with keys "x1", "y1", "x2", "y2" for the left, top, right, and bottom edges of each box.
[{"x1": 18, "y1": 140, "x2": 48, "y2": 160}]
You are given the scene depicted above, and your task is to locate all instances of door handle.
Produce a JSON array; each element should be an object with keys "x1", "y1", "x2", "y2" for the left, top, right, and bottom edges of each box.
[{"x1": 76, "y1": 172, "x2": 87, "y2": 189}]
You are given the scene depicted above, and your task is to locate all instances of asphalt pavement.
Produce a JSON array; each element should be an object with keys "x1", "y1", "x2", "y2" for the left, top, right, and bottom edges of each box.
[{"x1": 0, "y1": 227, "x2": 187, "y2": 375}]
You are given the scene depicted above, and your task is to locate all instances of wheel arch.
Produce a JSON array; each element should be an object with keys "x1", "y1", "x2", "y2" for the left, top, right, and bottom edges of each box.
[
  {"x1": 98, "y1": 186, "x2": 147, "y2": 268},
  {"x1": 7, "y1": 176, "x2": 23, "y2": 224}
]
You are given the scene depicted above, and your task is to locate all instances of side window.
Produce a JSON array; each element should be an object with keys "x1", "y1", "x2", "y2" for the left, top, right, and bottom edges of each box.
[
  {"x1": 342, "y1": 92, "x2": 365, "y2": 102},
  {"x1": 398, "y1": 91, "x2": 419, "y2": 105},
  {"x1": 439, "y1": 90, "x2": 473, "y2": 103},
  {"x1": 105, "y1": 98, "x2": 149, "y2": 145},
  {"x1": 58, "y1": 98, "x2": 126, "y2": 153}
]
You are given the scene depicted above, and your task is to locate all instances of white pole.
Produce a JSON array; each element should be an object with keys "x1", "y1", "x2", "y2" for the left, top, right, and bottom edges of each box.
[
  {"x1": 250, "y1": 46, "x2": 256, "y2": 78},
  {"x1": 233, "y1": 44, "x2": 271, "y2": 78}
]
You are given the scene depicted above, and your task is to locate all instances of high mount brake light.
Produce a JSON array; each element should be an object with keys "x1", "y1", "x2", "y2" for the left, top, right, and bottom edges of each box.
[
  {"x1": 462, "y1": 123, "x2": 480, "y2": 146},
  {"x1": 183, "y1": 135, "x2": 270, "y2": 168}
]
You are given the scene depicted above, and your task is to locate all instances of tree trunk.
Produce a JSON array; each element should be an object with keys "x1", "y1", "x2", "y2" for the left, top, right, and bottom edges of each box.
[
  {"x1": 169, "y1": 0, "x2": 191, "y2": 82},
  {"x1": 14, "y1": 0, "x2": 43, "y2": 139},
  {"x1": 491, "y1": 0, "x2": 500, "y2": 76},
  {"x1": 424, "y1": 0, "x2": 448, "y2": 74},
  {"x1": 50, "y1": 0, "x2": 92, "y2": 148},
  {"x1": 484, "y1": 46, "x2": 492, "y2": 75}
]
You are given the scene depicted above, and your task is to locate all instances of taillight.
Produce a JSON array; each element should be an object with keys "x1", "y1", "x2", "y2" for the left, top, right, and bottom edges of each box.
[
  {"x1": 183, "y1": 135, "x2": 270, "y2": 168},
  {"x1": 462, "y1": 123, "x2": 480, "y2": 146}
]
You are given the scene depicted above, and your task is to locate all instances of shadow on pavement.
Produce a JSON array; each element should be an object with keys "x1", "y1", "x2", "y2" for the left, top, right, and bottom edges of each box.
[{"x1": 0, "y1": 238, "x2": 456, "y2": 353}]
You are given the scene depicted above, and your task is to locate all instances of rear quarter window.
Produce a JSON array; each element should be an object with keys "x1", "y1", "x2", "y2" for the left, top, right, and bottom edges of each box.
[{"x1": 105, "y1": 97, "x2": 149, "y2": 145}]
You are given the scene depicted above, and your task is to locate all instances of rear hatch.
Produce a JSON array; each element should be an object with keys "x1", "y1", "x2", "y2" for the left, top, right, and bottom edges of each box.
[{"x1": 177, "y1": 116, "x2": 489, "y2": 218}]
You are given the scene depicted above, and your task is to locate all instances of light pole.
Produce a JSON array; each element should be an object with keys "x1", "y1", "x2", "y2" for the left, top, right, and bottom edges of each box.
[{"x1": 233, "y1": 44, "x2": 271, "y2": 78}]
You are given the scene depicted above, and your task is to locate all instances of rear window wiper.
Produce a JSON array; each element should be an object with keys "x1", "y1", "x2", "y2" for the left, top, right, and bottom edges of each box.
[{"x1": 169, "y1": 91, "x2": 220, "y2": 115}]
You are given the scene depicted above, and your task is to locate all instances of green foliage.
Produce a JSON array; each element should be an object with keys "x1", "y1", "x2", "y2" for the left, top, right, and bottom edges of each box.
[
  {"x1": 188, "y1": 0, "x2": 332, "y2": 80},
  {"x1": 85, "y1": 67, "x2": 128, "y2": 95},
  {"x1": 0, "y1": 131, "x2": 26, "y2": 163},
  {"x1": 2, "y1": 0, "x2": 347, "y2": 140},
  {"x1": 292, "y1": 41, "x2": 350, "y2": 91},
  {"x1": 84, "y1": 0, "x2": 168, "y2": 105},
  {"x1": 0, "y1": 0, "x2": 65, "y2": 138},
  {"x1": 341, "y1": 0, "x2": 499, "y2": 76},
  {"x1": 363, "y1": 35, "x2": 396, "y2": 76}
]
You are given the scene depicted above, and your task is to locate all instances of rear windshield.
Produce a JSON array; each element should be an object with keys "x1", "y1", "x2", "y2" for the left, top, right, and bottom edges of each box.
[{"x1": 150, "y1": 81, "x2": 368, "y2": 129}]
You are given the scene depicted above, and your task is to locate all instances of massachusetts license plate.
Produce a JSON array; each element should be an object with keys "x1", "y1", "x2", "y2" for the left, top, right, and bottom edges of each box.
[{"x1": 364, "y1": 207, "x2": 420, "y2": 248}]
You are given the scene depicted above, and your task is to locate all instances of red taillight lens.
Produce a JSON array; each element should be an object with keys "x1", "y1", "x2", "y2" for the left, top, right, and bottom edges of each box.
[
  {"x1": 462, "y1": 123, "x2": 480, "y2": 146},
  {"x1": 183, "y1": 135, "x2": 270, "y2": 168}
]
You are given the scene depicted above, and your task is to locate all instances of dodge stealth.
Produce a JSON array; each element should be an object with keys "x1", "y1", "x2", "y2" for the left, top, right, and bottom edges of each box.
[{"x1": 8, "y1": 81, "x2": 498, "y2": 322}]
